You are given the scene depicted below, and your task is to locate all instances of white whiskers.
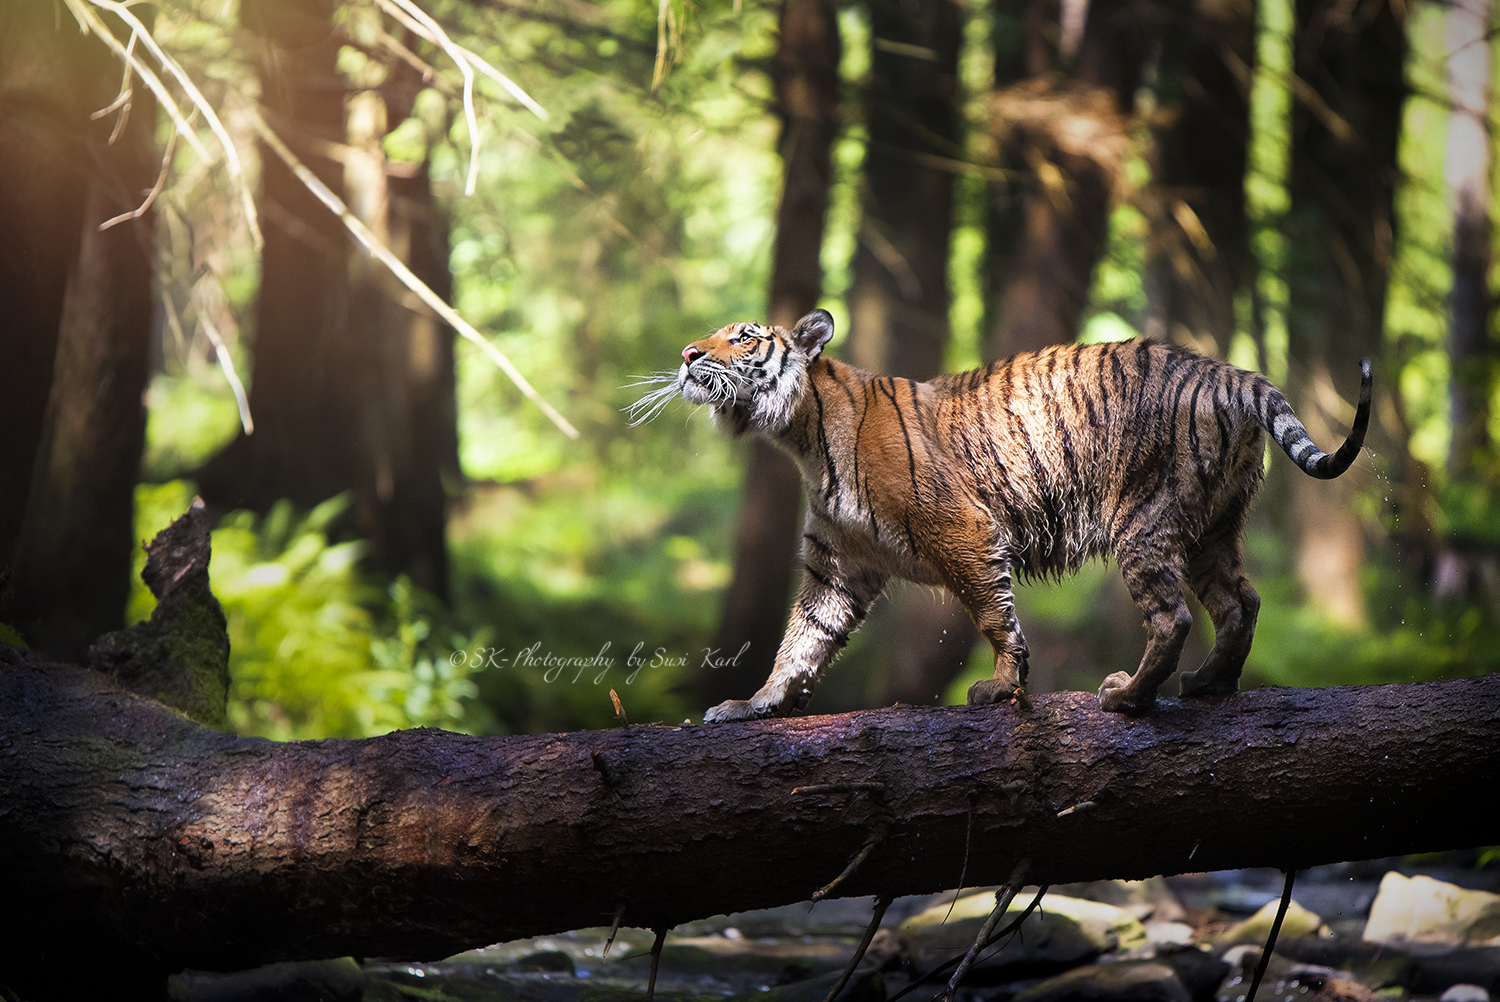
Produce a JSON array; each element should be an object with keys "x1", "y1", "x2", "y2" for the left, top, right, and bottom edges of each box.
[
  {"x1": 624, "y1": 365, "x2": 745, "y2": 426},
  {"x1": 624, "y1": 371, "x2": 684, "y2": 427}
]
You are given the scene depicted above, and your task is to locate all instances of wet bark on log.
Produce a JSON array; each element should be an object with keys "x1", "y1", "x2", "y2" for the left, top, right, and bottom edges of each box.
[{"x1": 2, "y1": 652, "x2": 1496, "y2": 998}]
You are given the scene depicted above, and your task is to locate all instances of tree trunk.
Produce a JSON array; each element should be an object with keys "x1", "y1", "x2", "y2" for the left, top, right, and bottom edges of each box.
[
  {"x1": 345, "y1": 64, "x2": 459, "y2": 599},
  {"x1": 983, "y1": 0, "x2": 1140, "y2": 358},
  {"x1": 0, "y1": 4, "x2": 93, "y2": 578},
  {"x1": 196, "y1": 0, "x2": 354, "y2": 515},
  {"x1": 0, "y1": 7, "x2": 157, "y2": 662},
  {"x1": 846, "y1": 0, "x2": 962, "y2": 378},
  {"x1": 1281, "y1": 0, "x2": 1406, "y2": 626},
  {"x1": 3, "y1": 647, "x2": 1496, "y2": 1000},
  {"x1": 196, "y1": 4, "x2": 459, "y2": 598},
  {"x1": 1444, "y1": 0, "x2": 1493, "y2": 476},
  {"x1": 1143, "y1": 0, "x2": 1254, "y2": 357},
  {"x1": 706, "y1": 0, "x2": 841, "y2": 706}
]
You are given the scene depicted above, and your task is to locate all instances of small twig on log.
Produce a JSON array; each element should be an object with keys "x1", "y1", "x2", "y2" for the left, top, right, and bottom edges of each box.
[
  {"x1": 820, "y1": 894, "x2": 893, "y2": 1002},
  {"x1": 646, "y1": 926, "x2": 668, "y2": 1002},
  {"x1": 942, "y1": 858, "x2": 1032, "y2": 1002},
  {"x1": 601, "y1": 903, "x2": 626, "y2": 958},
  {"x1": 888, "y1": 885, "x2": 1050, "y2": 1002},
  {"x1": 942, "y1": 805, "x2": 976, "y2": 924},
  {"x1": 610, "y1": 689, "x2": 628, "y2": 727},
  {"x1": 1245, "y1": 870, "x2": 1297, "y2": 1002},
  {"x1": 792, "y1": 782, "x2": 886, "y2": 796}
]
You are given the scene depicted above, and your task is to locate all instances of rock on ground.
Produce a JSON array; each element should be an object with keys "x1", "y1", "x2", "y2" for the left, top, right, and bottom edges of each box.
[{"x1": 1365, "y1": 874, "x2": 1500, "y2": 951}]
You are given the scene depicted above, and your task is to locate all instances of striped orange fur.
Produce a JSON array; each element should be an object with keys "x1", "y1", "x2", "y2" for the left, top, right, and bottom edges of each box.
[{"x1": 636, "y1": 310, "x2": 1372, "y2": 720}]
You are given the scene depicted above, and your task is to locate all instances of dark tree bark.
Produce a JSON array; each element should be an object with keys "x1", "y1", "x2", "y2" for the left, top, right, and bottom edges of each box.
[
  {"x1": 0, "y1": 4, "x2": 92, "y2": 577},
  {"x1": 0, "y1": 6, "x2": 157, "y2": 662},
  {"x1": 3, "y1": 650, "x2": 1496, "y2": 1001},
  {"x1": 706, "y1": 0, "x2": 841, "y2": 706},
  {"x1": 1143, "y1": 0, "x2": 1253, "y2": 357},
  {"x1": 845, "y1": 0, "x2": 962, "y2": 378},
  {"x1": 1444, "y1": 0, "x2": 1493, "y2": 476},
  {"x1": 1281, "y1": 0, "x2": 1405, "y2": 625},
  {"x1": 345, "y1": 66, "x2": 460, "y2": 599},
  {"x1": 197, "y1": 0, "x2": 354, "y2": 514},
  {"x1": 983, "y1": 0, "x2": 1142, "y2": 358}
]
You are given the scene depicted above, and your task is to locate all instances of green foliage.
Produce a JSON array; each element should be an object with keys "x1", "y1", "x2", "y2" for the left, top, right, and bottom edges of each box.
[{"x1": 133, "y1": 483, "x2": 481, "y2": 739}]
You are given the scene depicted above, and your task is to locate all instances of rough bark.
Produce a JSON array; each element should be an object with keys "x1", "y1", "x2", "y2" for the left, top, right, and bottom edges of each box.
[
  {"x1": 2, "y1": 654, "x2": 1496, "y2": 1000},
  {"x1": 706, "y1": 0, "x2": 841, "y2": 705},
  {"x1": 1, "y1": 7, "x2": 157, "y2": 662},
  {"x1": 86, "y1": 501, "x2": 230, "y2": 728}
]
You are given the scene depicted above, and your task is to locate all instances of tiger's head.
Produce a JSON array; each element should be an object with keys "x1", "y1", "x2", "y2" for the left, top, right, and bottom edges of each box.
[{"x1": 628, "y1": 309, "x2": 836, "y2": 435}]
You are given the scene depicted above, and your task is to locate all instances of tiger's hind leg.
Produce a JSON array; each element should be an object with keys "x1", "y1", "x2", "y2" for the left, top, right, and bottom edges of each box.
[
  {"x1": 1181, "y1": 531, "x2": 1260, "y2": 698},
  {"x1": 1098, "y1": 532, "x2": 1193, "y2": 714}
]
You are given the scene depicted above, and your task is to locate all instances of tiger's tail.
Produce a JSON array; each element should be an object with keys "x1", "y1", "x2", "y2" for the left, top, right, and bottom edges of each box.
[{"x1": 1251, "y1": 358, "x2": 1373, "y2": 480}]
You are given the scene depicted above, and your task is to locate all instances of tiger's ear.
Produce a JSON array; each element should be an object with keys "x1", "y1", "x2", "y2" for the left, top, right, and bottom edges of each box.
[{"x1": 790, "y1": 309, "x2": 835, "y2": 360}]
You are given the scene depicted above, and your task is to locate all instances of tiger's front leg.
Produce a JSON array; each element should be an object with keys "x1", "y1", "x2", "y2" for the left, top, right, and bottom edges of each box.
[
  {"x1": 703, "y1": 535, "x2": 887, "y2": 723},
  {"x1": 928, "y1": 534, "x2": 1030, "y2": 706}
]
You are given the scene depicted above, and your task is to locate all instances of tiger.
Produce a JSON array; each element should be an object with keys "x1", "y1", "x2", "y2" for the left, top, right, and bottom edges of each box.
[{"x1": 630, "y1": 309, "x2": 1372, "y2": 722}]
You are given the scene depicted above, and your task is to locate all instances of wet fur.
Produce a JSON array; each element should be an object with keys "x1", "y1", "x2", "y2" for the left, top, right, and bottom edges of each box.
[{"x1": 648, "y1": 310, "x2": 1372, "y2": 721}]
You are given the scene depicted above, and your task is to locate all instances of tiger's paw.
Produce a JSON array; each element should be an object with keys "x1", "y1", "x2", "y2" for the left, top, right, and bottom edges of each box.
[
  {"x1": 703, "y1": 699, "x2": 765, "y2": 723},
  {"x1": 967, "y1": 678, "x2": 1018, "y2": 706},
  {"x1": 1098, "y1": 671, "x2": 1154, "y2": 714}
]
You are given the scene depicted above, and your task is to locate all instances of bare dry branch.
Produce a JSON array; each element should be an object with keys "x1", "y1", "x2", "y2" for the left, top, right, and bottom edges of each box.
[
  {"x1": 66, "y1": 0, "x2": 264, "y2": 248},
  {"x1": 251, "y1": 111, "x2": 580, "y2": 439}
]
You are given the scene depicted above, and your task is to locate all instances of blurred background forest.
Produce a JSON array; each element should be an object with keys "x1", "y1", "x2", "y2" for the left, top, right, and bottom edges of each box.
[{"x1": 0, "y1": 0, "x2": 1496, "y2": 740}]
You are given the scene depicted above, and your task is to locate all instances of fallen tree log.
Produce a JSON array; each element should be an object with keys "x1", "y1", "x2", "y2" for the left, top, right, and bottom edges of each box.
[{"x1": 2, "y1": 644, "x2": 1497, "y2": 1000}]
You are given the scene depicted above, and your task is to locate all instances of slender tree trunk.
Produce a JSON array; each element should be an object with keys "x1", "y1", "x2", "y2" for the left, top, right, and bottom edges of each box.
[
  {"x1": 845, "y1": 0, "x2": 962, "y2": 378},
  {"x1": 982, "y1": 0, "x2": 1054, "y2": 358},
  {"x1": 345, "y1": 64, "x2": 459, "y2": 599},
  {"x1": 0, "y1": 8, "x2": 157, "y2": 661},
  {"x1": 1445, "y1": 0, "x2": 1493, "y2": 477},
  {"x1": 706, "y1": 0, "x2": 841, "y2": 706},
  {"x1": 0, "y1": 5, "x2": 92, "y2": 580},
  {"x1": 197, "y1": 0, "x2": 353, "y2": 514},
  {"x1": 1144, "y1": 0, "x2": 1254, "y2": 357},
  {"x1": 983, "y1": 0, "x2": 1140, "y2": 358},
  {"x1": 1281, "y1": 0, "x2": 1405, "y2": 626},
  {"x1": 3, "y1": 644, "x2": 1497, "y2": 1001}
]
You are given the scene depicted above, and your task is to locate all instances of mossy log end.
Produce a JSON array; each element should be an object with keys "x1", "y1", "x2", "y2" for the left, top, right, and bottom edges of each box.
[
  {"x1": 2, "y1": 639, "x2": 1498, "y2": 1001},
  {"x1": 86, "y1": 499, "x2": 229, "y2": 727}
]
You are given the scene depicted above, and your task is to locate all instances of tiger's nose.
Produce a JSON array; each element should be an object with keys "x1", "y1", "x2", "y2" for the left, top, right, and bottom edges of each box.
[{"x1": 682, "y1": 346, "x2": 705, "y2": 364}]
